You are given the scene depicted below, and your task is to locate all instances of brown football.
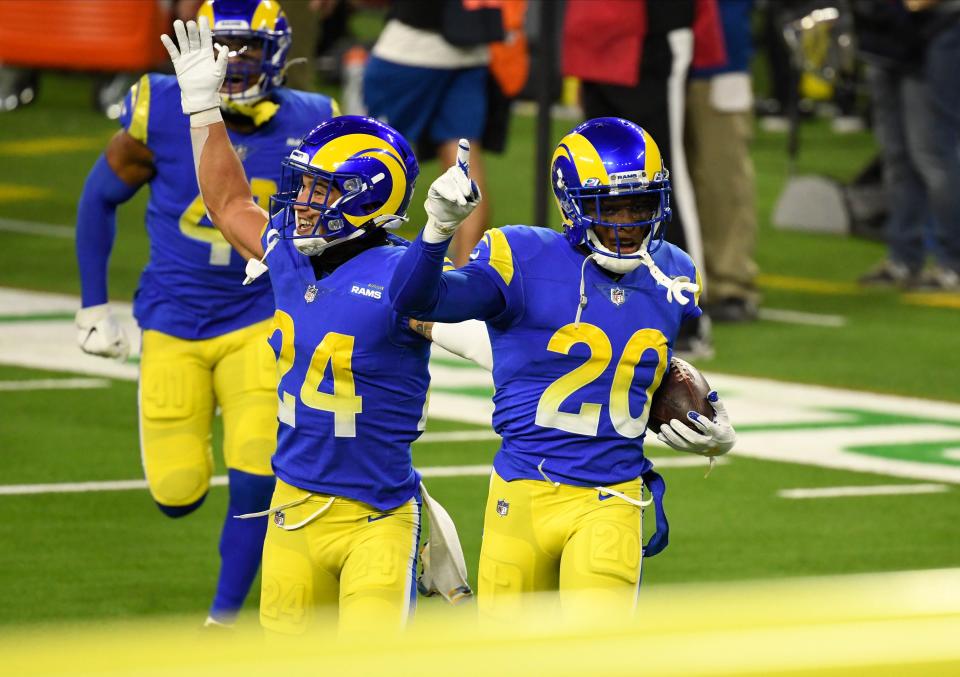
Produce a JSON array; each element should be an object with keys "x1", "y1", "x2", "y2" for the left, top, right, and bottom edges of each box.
[{"x1": 647, "y1": 357, "x2": 713, "y2": 434}]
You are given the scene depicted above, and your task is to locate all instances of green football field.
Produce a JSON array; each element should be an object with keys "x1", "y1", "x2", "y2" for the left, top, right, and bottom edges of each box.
[{"x1": 0, "y1": 74, "x2": 958, "y2": 630}]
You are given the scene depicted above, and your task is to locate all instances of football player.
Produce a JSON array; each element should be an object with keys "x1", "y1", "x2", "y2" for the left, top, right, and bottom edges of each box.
[
  {"x1": 161, "y1": 17, "x2": 472, "y2": 634},
  {"x1": 74, "y1": 0, "x2": 338, "y2": 626},
  {"x1": 390, "y1": 118, "x2": 736, "y2": 617}
]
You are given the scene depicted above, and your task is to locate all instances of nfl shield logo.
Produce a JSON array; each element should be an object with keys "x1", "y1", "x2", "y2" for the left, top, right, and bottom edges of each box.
[
  {"x1": 496, "y1": 499, "x2": 509, "y2": 517},
  {"x1": 274, "y1": 510, "x2": 285, "y2": 527},
  {"x1": 304, "y1": 284, "x2": 318, "y2": 303},
  {"x1": 610, "y1": 287, "x2": 626, "y2": 306}
]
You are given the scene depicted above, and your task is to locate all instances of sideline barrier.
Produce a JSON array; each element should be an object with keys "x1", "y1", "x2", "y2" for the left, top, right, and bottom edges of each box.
[{"x1": 0, "y1": 1, "x2": 170, "y2": 72}]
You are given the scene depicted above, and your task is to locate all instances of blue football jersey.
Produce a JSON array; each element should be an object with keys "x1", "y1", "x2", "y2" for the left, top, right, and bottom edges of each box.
[
  {"x1": 467, "y1": 226, "x2": 702, "y2": 486},
  {"x1": 118, "y1": 74, "x2": 337, "y2": 339},
  {"x1": 261, "y1": 222, "x2": 430, "y2": 510}
]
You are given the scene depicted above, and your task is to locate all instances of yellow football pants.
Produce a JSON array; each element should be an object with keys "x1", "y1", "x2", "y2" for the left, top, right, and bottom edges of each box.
[
  {"x1": 260, "y1": 479, "x2": 422, "y2": 636},
  {"x1": 478, "y1": 471, "x2": 643, "y2": 620},
  {"x1": 138, "y1": 319, "x2": 277, "y2": 507}
]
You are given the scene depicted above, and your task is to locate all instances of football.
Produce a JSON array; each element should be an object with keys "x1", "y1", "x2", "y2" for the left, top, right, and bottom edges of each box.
[{"x1": 647, "y1": 357, "x2": 714, "y2": 433}]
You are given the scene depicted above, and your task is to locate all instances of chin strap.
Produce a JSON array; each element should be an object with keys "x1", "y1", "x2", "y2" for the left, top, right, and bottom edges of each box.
[
  {"x1": 372, "y1": 213, "x2": 408, "y2": 230},
  {"x1": 242, "y1": 228, "x2": 280, "y2": 285},
  {"x1": 574, "y1": 246, "x2": 699, "y2": 325},
  {"x1": 637, "y1": 249, "x2": 699, "y2": 306},
  {"x1": 583, "y1": 227, "x2": 698, "y2": 306},
  {"x1": 574, "y1": 255, "x2": 591, "y2": 326},
  {"x1": 281, "y1": 57, "x2": 308, "y2": 77}
]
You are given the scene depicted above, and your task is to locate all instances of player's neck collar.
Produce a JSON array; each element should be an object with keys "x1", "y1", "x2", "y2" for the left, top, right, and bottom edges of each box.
[
  {"x1": 309, "y1": 229, "x2": 389, "y2": 277},
  {"x1": 221, "y1": 96, "x2": 281, "y2": 131},
  {"x1": 575, "y1": 244, "x2": 625, "y2": 282}
]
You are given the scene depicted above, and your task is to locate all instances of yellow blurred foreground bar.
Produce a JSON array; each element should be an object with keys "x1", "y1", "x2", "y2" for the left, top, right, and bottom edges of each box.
[{"x1": 3, "y1": 568, "x2": 959, "y2": 676}]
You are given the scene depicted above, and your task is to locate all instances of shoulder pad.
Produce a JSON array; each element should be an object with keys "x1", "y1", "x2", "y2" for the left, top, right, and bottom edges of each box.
[
  {"x1": 120, "y1": 74, "x2": 182, "y2": 145},
  {"x1": 495, "y1": 225, "x2": 555, "y2": 264}
]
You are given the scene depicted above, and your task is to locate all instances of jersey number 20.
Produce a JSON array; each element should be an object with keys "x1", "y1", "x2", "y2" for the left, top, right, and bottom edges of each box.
[{"x1": 535, "y1": 323, "x2": 668, "y2": 438}]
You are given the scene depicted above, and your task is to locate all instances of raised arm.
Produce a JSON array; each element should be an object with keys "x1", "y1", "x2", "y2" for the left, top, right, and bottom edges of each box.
[
  {"x1": 390, "y1": 141, "x2": 506, "y2": 322},
  {"x1": 161, "y1": 18, "x2": 266, "y2": 260}
]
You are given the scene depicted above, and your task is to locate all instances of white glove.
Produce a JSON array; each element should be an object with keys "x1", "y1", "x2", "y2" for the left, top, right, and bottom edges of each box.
[
  {"x1": 76, "y1": 304, "x2": 130, "y2": 361},
  {"x1": 656, "y1": 390, "x2": 735, "y2": 457},
  {"x1": 160, "y1": 17, "x2": 228, "y2": 115},
  {"x1": 423, "y1": 139, "x2": 481, "y2": 244}
]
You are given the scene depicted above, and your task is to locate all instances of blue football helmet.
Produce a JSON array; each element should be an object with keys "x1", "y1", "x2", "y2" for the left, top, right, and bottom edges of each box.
[
  {"x1": 551, "y1": 117, "x2": 671, "y2": 270},
  {"x1": 270, "y1": 116, "x2": 420, "y2": 256},
  {"x1": 198, "y1": 0, "x2": 292, "y2": 102}
]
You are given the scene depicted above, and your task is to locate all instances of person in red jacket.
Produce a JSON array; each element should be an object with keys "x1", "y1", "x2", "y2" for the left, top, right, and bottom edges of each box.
[{"x1": 562, "y1": 0, "x2": 725, "y2": 358}]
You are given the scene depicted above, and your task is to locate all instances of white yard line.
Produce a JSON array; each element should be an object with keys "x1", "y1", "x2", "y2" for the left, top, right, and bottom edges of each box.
[
  {"x1": 778, "y1": 483, "x2": 949, "y2": 499},
  {"x1": 0, "y1": 456, "x2": 722, "y2": 496},
  {"x1": 4, "y1": 287, "x2": 960, "y2": 487},
  {"x1": 0, "y1": 217, "x2": 74, "y2": 239},
  {"x1": 0, "y1": 378, "x2": 109, "y2": 391},
  {"x1": 0, "y1": 479, "x2": 151, "y2": 496},
  {"x1": 758, "y1": 308, "x2": 847, "y2": 327},
  {"x1": 421, "y1": 464, "x2": 492, "y2": 478}
]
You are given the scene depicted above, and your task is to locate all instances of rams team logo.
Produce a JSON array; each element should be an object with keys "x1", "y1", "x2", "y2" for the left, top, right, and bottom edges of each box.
[
  {"x1": 496, "y1": 499, "x2": 509, "y2": 517},
  {"x1": 610, "y1": 287, "x2": 626, "y2": 306},
  {"x1": 274, "y1": 510, "x2": 285, "y2": 527},
  {"x1": 350, "y1": 283, "x2": 384, "y2": 300}
]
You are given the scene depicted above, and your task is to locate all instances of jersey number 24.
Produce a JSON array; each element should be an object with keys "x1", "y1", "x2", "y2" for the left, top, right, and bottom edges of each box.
[{"x1": 271, "y1": 309, "x2": 362, "y2": 437}]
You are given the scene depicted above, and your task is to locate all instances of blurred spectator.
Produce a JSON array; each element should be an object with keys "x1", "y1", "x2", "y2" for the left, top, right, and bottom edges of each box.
[
  {"x1": 482, "y1": 0, "x2": 529, "y2": 155},
  {"x1": 686, "y1": 0, "x2": 759, "y2": 323},
  {"x1": 855, "y1": 0, "x2": 960, "y2": 290},
  {"x1": 363, "y1": 0, "x2": 504, "y2": 266},
  {"x1": 754, "y1": 0, "x2": 808, "y2": 130},
  {"x1": 561, "y1": 0, "x2": 725, "y2": 357}
]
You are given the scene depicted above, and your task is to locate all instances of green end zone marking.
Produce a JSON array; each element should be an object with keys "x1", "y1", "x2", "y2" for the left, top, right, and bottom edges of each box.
[
  {"x1": 738, "y1": 407, "x2": 960, "y2": 433},
  {"x1": 0, "y1": 312, "x2": 75, "y2": 323},
  {"x1": 741, "y1": 407, "x2": 960, "y2": 469},
  {"x1": 850, "y1": 441, "x2": 960, "y2": 468}
]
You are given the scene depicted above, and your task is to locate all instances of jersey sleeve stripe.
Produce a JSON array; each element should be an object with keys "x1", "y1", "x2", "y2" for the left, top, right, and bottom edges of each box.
[
  {"x1": 486, "y1": 229, "x2": 515, "y2": 285},
  {"x1": 694, "y1": 266, "x2": 702, "y2": 306},
  {"x1": 127, "y1": 74, "x2": 151, "y2": 144}
]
